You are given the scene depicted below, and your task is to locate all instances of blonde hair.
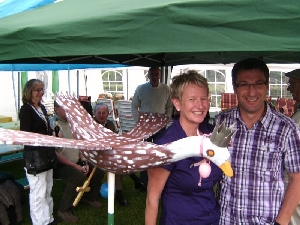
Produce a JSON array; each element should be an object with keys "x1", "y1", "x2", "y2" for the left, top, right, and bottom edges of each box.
[
  {"x1": 170, "y1": 70, "x2": 209, "y2": 100},
  {"x1": 22, "y1": 79, "x2": 44, "y2": 104}
]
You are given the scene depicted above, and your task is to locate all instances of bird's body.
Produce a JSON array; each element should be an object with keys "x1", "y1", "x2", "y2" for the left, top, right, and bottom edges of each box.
[{"x1": 0, "y1": 93, "x2": 234, "y2": 176}]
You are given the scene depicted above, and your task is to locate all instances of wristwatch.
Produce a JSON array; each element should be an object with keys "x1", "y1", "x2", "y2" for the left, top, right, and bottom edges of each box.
[{"x1": 274, "y1": 222, "x2": 281, "y2": 225}]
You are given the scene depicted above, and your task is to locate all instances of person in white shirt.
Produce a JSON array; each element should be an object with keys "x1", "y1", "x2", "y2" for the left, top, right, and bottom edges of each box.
[{"x1": 131, "y1": 67, "x2": 173, "y2": 187}]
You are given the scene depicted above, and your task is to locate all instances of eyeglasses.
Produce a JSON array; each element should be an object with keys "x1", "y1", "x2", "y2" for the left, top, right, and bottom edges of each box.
[
  {"x1": 235, "y1": 81, "x2": 267, "y2": 90},
  {"x1": 287, "y1": 81, "x2": 300, "y2": 87},
  {"x1": 32, "y1": 88, "x2": 45, "y2": 92}
]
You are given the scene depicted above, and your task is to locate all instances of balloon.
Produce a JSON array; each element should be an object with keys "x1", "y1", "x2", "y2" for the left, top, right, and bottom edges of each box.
[
  {"x1": 100, "y1": 182, "x2": 108, "y2": 198},
  {"x1": 100, "y1": 182, "x2": 116, "y2": 198},
  {"x1": 199, "y1": 162, "x2": 211, "y2": 178}
]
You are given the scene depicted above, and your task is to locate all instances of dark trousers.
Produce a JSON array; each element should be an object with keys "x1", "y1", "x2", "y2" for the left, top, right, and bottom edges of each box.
[{"x1": 53, "y1": 162, "x2": 104, "y2": 212}]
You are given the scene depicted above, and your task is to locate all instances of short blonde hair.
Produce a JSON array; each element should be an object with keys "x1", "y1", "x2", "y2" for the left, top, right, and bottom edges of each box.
[{"x1": 170, "y1": 70, "x2": 209, "y2": 100}]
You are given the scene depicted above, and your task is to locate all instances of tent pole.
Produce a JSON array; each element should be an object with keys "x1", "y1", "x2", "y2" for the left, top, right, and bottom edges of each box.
[
  {"x1": 107, "y1": 172, "x2": 115, "y2": 225},
  {"x1": 126, "y1": 69, "x2": 129, "y2": 100},
  {"x1": 17, "y1": 72, "x2": 21, "y2": 120},
  {"x1": 68, "y1": 65, "x2": 71, "y2": 94},
  {"x1": 160, "y1": 66, "x2": 165, "y2": 84},
  {"x1": 11, "y1": 70, "x2": 19, "y2": 120},
  {"x1": 77, "y1": 70, "x2": 79, "y2": 98},
  {"x1": 84, "y1": 70, "x2": 87, "y2": 96}
]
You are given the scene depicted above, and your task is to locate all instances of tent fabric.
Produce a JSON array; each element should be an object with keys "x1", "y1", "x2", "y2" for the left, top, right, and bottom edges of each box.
[
  {"x1": 0, "y1": 64, "x2": 127, "y2": 71},
  {"x1": 0, "y1": 0, "x2": 127, "y2": 70},
  {"x1": 0, "y1": 0, "x2": 300, "y2": 66},
  {"x1": 0, "y1": 0, "x2": 55, "y2": 19}
]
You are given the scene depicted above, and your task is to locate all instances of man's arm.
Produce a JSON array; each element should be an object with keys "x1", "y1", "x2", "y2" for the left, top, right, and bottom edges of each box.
[
  {"x1": 55, "y1": 151, "x2": 88, "y2": 174},
  {"x1": 276, "y1": 172, "x2": 300, "y2": 225},
  {"x1": 131, "y1": 87, "x2": 140, "y2": 123}
]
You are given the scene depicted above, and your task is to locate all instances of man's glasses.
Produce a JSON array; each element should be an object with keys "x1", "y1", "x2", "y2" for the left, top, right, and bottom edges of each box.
[
  {"x1": 32, "y1": 88, "x2": 45, "y2": 92},
  {"x1": 287, "y1": 81, "x2": 300, "y2": 87},
  {"x1": 235, "y1": 81, "x2": 267, "y2": 91}
]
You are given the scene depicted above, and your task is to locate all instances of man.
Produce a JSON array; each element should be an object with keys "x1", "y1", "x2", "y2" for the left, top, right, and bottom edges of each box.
[
  {"x1": 131, "y1": 67, "x2": 173, "y2": 123},
  {"x1": 93, "y1": 102, "x2": 128, "y2": 206},
  {"x1": 216, "y1": 58, "x2": 300, "y2": 225},
  {"x1": 50, "y1": 101, "x2": 104, "y2": 223},
  {"x1": 286, "y1": 69, "x2": 300, "y2": 121},
  {"x1": 131, "y1": 67, "x2": 173, "y2": 185},
  {"x1": 285, "y1": 68, "x2": 300, "y2": 225}
]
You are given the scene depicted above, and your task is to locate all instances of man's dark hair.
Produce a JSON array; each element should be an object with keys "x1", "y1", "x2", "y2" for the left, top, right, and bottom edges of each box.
[
  {"x1": 148, "y1": 67, "x2": 160, "y2": 75},
  {"x1": 232, "y1": 58, "x2": 269, "y2": 84}
]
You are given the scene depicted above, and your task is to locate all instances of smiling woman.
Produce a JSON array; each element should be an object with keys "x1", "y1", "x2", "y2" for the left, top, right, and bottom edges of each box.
[{"x1": 19, "y1": 78, "x2": 58, "y2": 225}]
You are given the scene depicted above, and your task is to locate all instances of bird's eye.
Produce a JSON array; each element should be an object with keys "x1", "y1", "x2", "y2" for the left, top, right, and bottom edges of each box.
[{"x1": 206, "y1": 149, "x2": 215, "y2": 157}]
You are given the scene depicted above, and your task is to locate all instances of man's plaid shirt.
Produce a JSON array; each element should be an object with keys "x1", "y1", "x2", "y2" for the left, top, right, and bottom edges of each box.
[{"x1": 216, "y1": 104, "x2": 300, "y2": 224}]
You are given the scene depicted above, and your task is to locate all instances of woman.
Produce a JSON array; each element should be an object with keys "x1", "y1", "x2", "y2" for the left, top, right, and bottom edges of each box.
[
  {"x1": 20, "y1": 79, "x2": 57, "y2": 225},
  {"x1": 145, "y1": 71, "x2": 223, "y2": 225}
]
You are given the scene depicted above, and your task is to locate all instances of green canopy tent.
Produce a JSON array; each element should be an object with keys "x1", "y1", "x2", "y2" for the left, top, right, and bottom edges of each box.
[
  {"x1": 0, "y1": 0, "x2": 300, "y2": 67},
  {"x1": 1, "y1": 0, "x2": 300, "y2": 224}
]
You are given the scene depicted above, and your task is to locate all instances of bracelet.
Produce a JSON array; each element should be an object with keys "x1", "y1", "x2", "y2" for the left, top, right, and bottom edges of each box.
[{"x1": 274, "y1": 222, "x2": 281, "y2": 225}]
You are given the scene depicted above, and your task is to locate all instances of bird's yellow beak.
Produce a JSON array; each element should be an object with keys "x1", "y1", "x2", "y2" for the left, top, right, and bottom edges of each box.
[{"x1": 219, "y1": 160, "x2": 233, "y2": 177}]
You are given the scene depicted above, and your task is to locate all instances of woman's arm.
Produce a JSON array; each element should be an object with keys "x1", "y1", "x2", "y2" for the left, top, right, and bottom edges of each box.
[
  {"x1": 19, "y1": 104, "x2": 33, "y2": 132},
  {"x1": 145, "y1": 167, "x2": 170, "y2": 225}
]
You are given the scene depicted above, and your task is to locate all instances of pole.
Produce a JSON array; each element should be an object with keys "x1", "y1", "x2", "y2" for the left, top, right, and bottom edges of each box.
[
  {"x1": 68, "y1": 64, "x2": 71, "y2": 94},
  {"x1": 107, "y1": 172, "x2": 115, "y2": 225},
  {"x1": 12, "y1": 71, "x2": 18, "y2": 120},
  {"x1": 17, "y1": 71, "x2": 20, "y2": 120},
  {"x1": 77, "y1": 70, "x2": 79, "y2": 98}
]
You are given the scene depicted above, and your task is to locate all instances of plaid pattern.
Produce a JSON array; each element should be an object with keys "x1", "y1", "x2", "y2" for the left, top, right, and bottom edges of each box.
[
  {"x1": 216, "y1": 105, "x2": 300, "y2": 224},
  {"x1": 221, "y1": 93, "x2": 238, "y2": 110},
  {"x1": 276, "y1": 97, "x2": 296, "y2": 117}
]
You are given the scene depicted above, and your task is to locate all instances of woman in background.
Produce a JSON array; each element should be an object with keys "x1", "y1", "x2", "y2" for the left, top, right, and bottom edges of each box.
[
  {"x1": 20, "y1": 79, "x2": 57, "y2": 225},
  {"x1": 145, "y1": 71, "x2": 222, "y2": 225}
]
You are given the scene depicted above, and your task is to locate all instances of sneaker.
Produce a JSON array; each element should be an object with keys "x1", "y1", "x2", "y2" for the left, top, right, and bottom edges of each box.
[
  {"x1": 57, "y1": 210, "x2": 79, "y2": 223},
  {"x1": 81, "y1": 199, "x2": 102, "y2": 208}
]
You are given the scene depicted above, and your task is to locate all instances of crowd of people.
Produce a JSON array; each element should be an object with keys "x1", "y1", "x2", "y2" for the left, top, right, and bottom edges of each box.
[{"x1": 18, "y1": 60, "x2": 300, "y2": 225}]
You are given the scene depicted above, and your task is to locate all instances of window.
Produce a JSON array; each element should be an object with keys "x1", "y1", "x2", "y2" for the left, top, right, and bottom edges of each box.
[
  {"x1": 204, "y1": 70, "x2": 226, "y2": 108},
  {"x1": 102, "y1": 70, "x2": 123, "y2": 94},
  {"x1": 269, "y1": 71, "x2": 292, "y2": 100}
]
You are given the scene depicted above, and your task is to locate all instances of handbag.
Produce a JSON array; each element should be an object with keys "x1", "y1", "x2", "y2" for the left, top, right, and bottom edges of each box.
[{"x1": 24, "y1": 147, "x2": 58, "y2": 175}]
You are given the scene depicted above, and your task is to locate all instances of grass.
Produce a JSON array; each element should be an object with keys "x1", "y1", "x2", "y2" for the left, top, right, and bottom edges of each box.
[{"x1": 0, "y1": 159, "x2": 153, "y2": 225}]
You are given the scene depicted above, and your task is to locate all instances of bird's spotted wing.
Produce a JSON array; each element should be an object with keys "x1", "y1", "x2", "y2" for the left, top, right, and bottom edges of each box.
[
  {"x1": 0, "y1": 128, "x2": 114, "y2": 150},
  {"x1": 121, "y1": 112, "x2": 169, "y2": 141},
  {"x1": 55, "y1": 93, "x2": 117, "y2": 139}
]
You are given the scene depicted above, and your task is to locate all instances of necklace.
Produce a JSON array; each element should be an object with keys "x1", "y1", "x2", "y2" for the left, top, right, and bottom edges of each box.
[
  {"x1": 190, "y1": 129, "x2": 212, "y2": 186},
  {"x1": 30, "y1": 104, "x2": 49, "y2": 132}
]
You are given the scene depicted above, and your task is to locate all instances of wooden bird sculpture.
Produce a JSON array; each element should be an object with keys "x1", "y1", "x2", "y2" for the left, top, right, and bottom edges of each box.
[{"x1": 0, "y1": 93, "x2": 234, "y2": 177}]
